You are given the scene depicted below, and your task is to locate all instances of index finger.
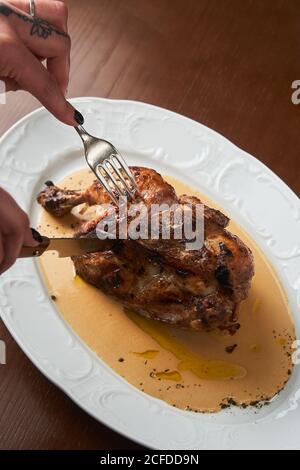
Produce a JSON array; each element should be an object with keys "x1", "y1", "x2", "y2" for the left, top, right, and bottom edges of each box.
[{"x1": 11, "y1": 40, "x2": 77, "y2": 125}]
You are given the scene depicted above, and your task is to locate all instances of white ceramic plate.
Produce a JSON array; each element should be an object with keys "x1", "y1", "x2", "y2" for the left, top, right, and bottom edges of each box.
[{"x1": 0, "y1": 98, "x2": 300, "y2": 450}]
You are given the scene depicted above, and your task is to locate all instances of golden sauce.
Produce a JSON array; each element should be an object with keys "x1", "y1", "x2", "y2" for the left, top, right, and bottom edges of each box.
[{"x1": 38, "y1": 169, "x2": 295, "y2": 413}]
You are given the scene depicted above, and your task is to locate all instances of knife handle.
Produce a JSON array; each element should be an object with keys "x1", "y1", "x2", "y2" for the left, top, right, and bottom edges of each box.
[{"x1": 19, "y1": 236, "x2": 50, "y2": 258}]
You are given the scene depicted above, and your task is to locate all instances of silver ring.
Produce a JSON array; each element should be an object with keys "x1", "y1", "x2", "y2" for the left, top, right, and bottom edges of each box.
[{"x1": 29, "y1": 0, "x2": 35, "y2": 17}]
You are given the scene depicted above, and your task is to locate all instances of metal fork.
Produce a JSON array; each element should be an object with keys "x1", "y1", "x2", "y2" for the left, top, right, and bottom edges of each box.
[{"x1": 75, "y1": 125, "x2": 138, "y2": 205}]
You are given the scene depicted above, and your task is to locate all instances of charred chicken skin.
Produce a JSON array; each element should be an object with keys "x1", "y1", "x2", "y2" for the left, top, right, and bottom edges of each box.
[{"x1": 37, "y1": 167, "x2": 254, "y2": 331}]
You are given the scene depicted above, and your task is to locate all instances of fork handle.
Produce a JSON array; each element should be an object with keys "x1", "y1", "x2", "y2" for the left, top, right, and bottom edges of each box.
[{"x1": 74, "y1": 125, "x2": 93, "y2": 145}]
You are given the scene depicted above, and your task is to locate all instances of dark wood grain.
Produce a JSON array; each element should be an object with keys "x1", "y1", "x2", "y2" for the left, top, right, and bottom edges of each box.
[{"x1": 0, "y1": 0, "x2": 299, "y2": 450}]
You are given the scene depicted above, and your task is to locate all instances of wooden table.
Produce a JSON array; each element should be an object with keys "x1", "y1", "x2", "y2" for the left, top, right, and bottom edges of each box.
[{"x1": 0, "y1": 0, "x2": 299, "y2": 450}]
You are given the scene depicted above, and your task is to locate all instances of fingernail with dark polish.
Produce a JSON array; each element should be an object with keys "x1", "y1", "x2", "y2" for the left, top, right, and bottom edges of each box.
[
  {"x1": 74, "y1": 109, "x2": 84, "y2": 125},
  {"x1": 31, "y1": 228, "x2": 43, "y2": 244}
]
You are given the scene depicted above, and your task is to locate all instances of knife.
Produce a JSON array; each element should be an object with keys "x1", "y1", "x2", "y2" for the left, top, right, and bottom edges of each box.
[{"x1": 19, "y1": 235, "x2": 108, "y2": 258}]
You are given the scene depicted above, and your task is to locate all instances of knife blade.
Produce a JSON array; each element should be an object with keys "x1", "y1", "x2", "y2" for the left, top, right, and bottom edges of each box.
[{"x1": 19, "y1": 236, "x2": 108, "y2": 258}]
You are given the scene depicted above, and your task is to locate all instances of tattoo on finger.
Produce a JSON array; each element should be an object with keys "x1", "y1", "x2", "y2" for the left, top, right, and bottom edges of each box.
[{"x1": 0, "y1": 3, "x2": 68, "y2": 40}]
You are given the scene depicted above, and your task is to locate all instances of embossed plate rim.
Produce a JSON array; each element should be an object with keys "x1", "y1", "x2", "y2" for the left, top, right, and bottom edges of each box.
[{"x1": 0, "y1": 97, "x2": 299, "y2": 450}]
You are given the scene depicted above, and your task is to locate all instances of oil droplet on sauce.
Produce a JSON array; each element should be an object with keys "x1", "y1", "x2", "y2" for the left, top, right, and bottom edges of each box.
[
  {"x1": 250, "y1": 344, "x2": 261, "y2": 353},
  {"x1": 127, "y1": 310, "x2": 246, "y2": 380},
  {"x1": 38, "y1": 169, "x2": 295, "y2": 413},
  {"x1": 153, "y1": 370, "x2": 182, "y2": 381},
  {"x1": 74, "y1": 274, "x2": 85, "y2": 285},
  {"x1": 133, "y1": 350, "x2": 159, "y2": 359},
  {"x1": 276, "y1": 338, "x2": 287, "y2": 346},
  {"x1": 252, "y1": 299, "x2": 262, "y2": 314}
]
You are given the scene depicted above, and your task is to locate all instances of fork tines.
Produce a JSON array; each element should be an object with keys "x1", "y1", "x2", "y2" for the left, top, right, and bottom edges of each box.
[{"x1": 96, "y1": 154, "x2": 138, "y2": 205}]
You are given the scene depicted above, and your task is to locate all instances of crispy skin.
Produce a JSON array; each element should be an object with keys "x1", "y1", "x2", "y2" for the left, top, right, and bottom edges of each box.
[
  {"x1": 37, "y1": 167, "x2": 254, "y2": 331},
  {"x1": 71, "y1": 241, "x2": 246, "y2": 330}
]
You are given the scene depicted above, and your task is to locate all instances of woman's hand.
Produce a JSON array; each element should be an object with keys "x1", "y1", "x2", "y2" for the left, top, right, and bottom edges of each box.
[
  {"x1": 0, "y1": 187, "x2": 38, "y2": 274},
  {"x1": 0, "y1": 0, "x2": 83, "y2": 125}
]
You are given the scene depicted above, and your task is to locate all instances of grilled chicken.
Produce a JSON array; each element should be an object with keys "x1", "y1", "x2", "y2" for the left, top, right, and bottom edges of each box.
[{"x1": 37, "y1": 167, "x2": 254, "y2": 331}]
